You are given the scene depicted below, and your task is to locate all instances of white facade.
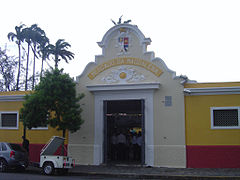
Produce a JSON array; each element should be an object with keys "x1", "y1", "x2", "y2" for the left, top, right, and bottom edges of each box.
[{"x1": 69, "y1": 23, "x2": 186, "y2": 167}]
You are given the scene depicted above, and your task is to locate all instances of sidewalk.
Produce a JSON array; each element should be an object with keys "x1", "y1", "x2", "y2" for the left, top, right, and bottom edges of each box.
[{"x1": 69, "y1": 165, "x2": 240, "y2": 179}]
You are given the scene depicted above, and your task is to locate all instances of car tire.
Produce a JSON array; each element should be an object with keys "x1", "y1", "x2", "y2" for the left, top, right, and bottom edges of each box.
[
  {"x1": 42, "y1": 162, "x2": 55, "y2": 175},
  {"x1": 0, "y1": 159, "x2": 8, "y2": 172}
]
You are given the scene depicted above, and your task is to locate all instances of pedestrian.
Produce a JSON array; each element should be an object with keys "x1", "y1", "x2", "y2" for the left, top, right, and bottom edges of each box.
[
  {"x1": 111, "y1": 132, "x2": 117, "y2": 160},
  {"x1": 131, "y1": 132, "x2": 138, "y2": 161},
  {"x1": 117, "y1": 131, "x2": 126, "y2": 161},
  {"x1": 136, "y1": 132, "x2": 142, "y2": 161},
  {"x1": 22, "y1": 136, "x2": 29, "y2": 153}
]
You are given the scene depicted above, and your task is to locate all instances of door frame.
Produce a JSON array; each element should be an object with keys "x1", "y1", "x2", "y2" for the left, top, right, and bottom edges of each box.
[
  {"x1": 103, "y1": 99, "x2": 145, "y2": 165},
  {"x1": 91, "y1": 89, "x2": 155, "y2": 166}
]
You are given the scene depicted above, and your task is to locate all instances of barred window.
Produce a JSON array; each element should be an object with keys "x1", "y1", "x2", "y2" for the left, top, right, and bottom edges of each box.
[
  {"x1": 0, "y1": 112, "x2": 18, "y2": 129},
  {"x1": 165, "y1": 96, "x2": 172, "y2": 107},
  {"x1": 211, "y1": 107, "x2": 240, "y2": 129}
]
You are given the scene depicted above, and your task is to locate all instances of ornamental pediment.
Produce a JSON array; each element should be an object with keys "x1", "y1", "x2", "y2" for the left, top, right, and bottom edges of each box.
[
  {"x1": 88, "y1": 57, "x2": 163, "y2": 80},
  {"x1": 77, "y1": 23, "x2": 179, "y2": 85},
  {"x1": 101, "y1": 66, "x2": 145, "y2": 83}
]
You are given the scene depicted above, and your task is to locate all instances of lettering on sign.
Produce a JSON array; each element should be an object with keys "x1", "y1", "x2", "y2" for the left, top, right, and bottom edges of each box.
[{"x1": 88, "y1": 57, "x2": 163, "y2": 80}]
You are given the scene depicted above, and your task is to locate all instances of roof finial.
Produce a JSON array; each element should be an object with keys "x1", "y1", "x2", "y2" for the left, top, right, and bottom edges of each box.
[
  {"x1": 111, "y1": 16, "x2": 131, "y2": 26},
  {"x1": 118, "y1": 15, "x2": 123, "y2": 24}
]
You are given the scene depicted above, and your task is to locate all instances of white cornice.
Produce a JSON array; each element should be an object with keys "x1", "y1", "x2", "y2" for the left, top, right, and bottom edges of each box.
[
  {"x1": 0, "y1": 95, "x2": 25, "y2": 101},
  {"x1": 184, "y1": 86, "x2": 240, "y2": 95},
  {"x1": 87, "y1": 82, "x2": 160, "y2": 92}
]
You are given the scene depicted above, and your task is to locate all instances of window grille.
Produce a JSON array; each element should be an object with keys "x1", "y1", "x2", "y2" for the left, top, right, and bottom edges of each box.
[
  {"x1": 165, "y1": 96, "x2": 172, "y2": 107},
  {"x1": 0, "y1": 112, "x2": 18, "y2": 129},
  {"x1": 211, "y1": 107, "x2": 240, "y2": 129},
  {"x1": 1, "y1": 113, "x2": 17, "y2": 127},
  {"x1": 213, "y1": 109, "x2": 238, "y2": 126}
]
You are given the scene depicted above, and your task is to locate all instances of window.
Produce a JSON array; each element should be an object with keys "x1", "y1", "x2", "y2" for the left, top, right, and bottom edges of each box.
[
  {"x1": 0, "y1": 112, "x2": 18, "y2": 129},
  {"x1": 211, "y1": 107, "x2": 240, "y2": 129},
  {"x1": 31, "y1": 125, "x2": 48, "y2": 130},
  {"x1": 31, "y1": 114, "x2": 48, "y2": 130},
  {"x1": 165, "y1": 96, "x2": 172, "y2": 107},
  {"x1": 2, "y1": 143, "x2": 7, "y2": 151}
]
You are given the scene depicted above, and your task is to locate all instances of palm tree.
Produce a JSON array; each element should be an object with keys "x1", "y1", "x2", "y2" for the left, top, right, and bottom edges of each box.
[
  {"x1": 29, "y1": 24, "x2": 46, "y2": 89},
  {"x1": 7, "y1": 24, "x2": 25, "y2": 90},
  {"x1": 38, "y1": 36, "x2": 49, "y2": 78},
  {"x1": 22, "y1": 24, "x2": 47, "y2": 90},
  {"x1": 47, "y1": 39, "x2": 74, "y2": 69},
  {"x1": 21, "y1": 26, "x2": 32, "y2": 91}
]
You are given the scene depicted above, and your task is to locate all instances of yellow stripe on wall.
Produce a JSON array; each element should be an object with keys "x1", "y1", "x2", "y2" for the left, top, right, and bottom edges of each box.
[{"x1": 185, "y1": 82, "x2": 240, "y2": 88}]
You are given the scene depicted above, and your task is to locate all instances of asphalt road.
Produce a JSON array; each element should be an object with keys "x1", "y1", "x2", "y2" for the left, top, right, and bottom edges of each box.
[{"x1": 0, "y1": 169, "x2": 134, "y2": 180}]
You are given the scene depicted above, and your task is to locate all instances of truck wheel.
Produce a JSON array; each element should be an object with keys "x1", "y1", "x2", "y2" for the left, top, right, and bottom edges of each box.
[
  {"x1": 42, "y1": 162, "x2": 55, "y2": 175},
  {"x1": 0, "y1": 159, "x2": 8, "y2": 172}
]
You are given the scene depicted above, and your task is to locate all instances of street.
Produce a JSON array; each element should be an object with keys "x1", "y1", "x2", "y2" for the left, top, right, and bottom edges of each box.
[
  {"x1": 0, "y1": 169, "x2": 134, "y2": 180},
  {"x1": 0, "y1": 172, "x2": 132, "y2": 180}
]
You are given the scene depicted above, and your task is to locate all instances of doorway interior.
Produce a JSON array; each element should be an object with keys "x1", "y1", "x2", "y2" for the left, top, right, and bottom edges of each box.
[{"x1": 104, "y1": 100, "x2": 145, "y2": 165}]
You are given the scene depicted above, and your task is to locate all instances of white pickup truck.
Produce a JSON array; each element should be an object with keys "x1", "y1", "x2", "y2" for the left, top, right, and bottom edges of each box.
[{"x1": 40, "y1": 136, "x2": 75, "y2": 175}]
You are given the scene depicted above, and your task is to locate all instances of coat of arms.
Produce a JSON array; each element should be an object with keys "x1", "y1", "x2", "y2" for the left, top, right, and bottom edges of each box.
[
  {"x1": 116, "y1": 28, "x2": 131, "y2": 55},
  {"x1": 118, "y1": 37, "x2": 129, "y2": 52}
]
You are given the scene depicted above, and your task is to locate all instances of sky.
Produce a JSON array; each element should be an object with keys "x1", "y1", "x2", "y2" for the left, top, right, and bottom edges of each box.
[{"x1": 1, "y1": 0, "x2": 240, "y2": 83}]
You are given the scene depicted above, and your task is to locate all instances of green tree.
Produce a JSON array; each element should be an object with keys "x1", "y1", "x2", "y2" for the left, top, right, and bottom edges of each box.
[
  {"x1": 7, "y1": 24, "x2": 25, "y2": 90},
  {"x1": 47, "y1": 39, "x2": 74, "y2": 69},
  {"x1": 0, "y1": 47, "x2": 18, "y2": 91},
  {"x1": 20, "y1": 68, "x2": 84, "y2": 138},
  {"x1": 20, "y1": 92, "x2": 49, "y2": 129}
]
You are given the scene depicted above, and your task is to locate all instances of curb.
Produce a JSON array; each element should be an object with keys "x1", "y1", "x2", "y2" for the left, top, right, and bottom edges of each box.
[
  {"x1": 70, "y1": 171, "x2": 240, "y2": 180},
  {"x1": 27, "y1": 165, "x2": 240, "y2": 179}
]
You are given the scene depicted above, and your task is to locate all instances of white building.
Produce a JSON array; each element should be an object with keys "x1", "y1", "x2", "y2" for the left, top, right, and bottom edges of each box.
[{"x1": 69, "y1": 23, "x2": 186, "y2": 168}]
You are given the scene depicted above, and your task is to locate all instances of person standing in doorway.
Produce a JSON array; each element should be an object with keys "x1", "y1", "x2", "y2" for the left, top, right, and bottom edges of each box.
[
  {"x1": 117, "y1": 130, "x2": 126, "y2": 161},
  {"x1": 111, "y1": 132, "x2": 118, "y2": 160},
  {"x1": 131, "y1": 132, "x2": 138, "y2": 161},
  {"x1": 136, "y1": 132, "x2": 142, "y2": 161}
]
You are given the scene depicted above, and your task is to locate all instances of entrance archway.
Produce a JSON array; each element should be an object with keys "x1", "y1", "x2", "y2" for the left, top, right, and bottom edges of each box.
[
  {"x1": 88, "y1": 84, "x2": 159, "y2": 166},
  {"x1": 103, "y1": 100, "x2": 145, "y2": 165}
]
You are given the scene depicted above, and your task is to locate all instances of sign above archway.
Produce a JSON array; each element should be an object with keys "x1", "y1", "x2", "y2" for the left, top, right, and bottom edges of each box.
[{"x1": 88, "y1": 57, "x2": 163, "y2": 80}]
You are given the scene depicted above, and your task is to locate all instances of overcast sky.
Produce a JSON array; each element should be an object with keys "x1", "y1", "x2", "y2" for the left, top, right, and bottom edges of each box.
[{"x1": 1, "y1": 0, "x2": 240, "y2": 83}]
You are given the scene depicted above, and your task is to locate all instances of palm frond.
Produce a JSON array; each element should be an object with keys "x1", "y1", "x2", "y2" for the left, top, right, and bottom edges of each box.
[{"x1": 7, "y1": 32, "x2": 16, "y2": 41}]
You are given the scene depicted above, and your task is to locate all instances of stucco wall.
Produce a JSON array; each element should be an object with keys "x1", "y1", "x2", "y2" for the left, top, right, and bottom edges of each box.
[
  {"x1": 185, "y1": 82, "x2": 240, "y2": 168},
  {"x1": 153, "y1": 72, "x2": 186, "y2": 167},
  {"x1": 70, "y1": 24, "x2": 186, "y2": 167},
  {"x1": 0, "y1": 91, "x2": 67, "y2": 162}
]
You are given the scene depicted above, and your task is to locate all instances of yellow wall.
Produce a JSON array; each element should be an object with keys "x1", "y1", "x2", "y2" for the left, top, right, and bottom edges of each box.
[
  {"x1": 185, "y1": 94, "x2": 240, "y2": 145},
  {"x1": 0, "y1": 91, "x2": 68, "y2": 144},
  {"x1": 0, "y1": 91, "x2": 31, "y2": 96},
  {"x1": 185, "y1": 82, "x2": 240, "y2": 88}
]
